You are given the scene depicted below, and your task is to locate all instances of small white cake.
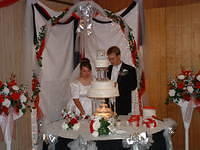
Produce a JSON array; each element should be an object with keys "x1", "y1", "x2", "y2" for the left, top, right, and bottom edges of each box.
[
  {"x1": 87, "y1": 80, "x2": 119, "y2": 98},
  {"x1": 143, "y1": 106, "x2": 156, "y2": 118},
  {"x1": 95, "y1": 59, "x2": 110, "y2": 68},
  {"x1": 95, "y1": 49, "x2": 110, "y2": 68},
  {"x1": 143, "y1": 106, "x2": 157, "y2": 128}
]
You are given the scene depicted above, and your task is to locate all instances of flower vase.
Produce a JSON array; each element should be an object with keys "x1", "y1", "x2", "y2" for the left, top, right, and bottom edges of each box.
[{"x1": 179, "y1": 100, "x2": 195, "y2": 150}]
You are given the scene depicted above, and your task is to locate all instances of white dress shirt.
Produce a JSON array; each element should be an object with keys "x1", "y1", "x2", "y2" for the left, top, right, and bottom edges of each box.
[{"x1": 111, "y1": 63, "x2": 122, "y2": 82}]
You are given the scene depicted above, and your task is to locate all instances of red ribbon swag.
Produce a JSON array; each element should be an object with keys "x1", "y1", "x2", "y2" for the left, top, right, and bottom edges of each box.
[{"x1": 0, "y1": 0, "x2": 20, "y2": 8}]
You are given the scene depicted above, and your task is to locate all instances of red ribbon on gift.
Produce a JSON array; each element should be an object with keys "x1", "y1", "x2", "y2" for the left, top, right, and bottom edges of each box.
[
  {"x1": 128, "y1": 115, "x2": 141, "y2": 127},
  {"x1": 143, "y1": 117, "x2": 157, "y2": 128}
]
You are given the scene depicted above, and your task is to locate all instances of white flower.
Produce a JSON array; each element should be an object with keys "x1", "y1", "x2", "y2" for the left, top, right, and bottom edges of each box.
[
  {"x1": 92, "y1": 131, "x2": 99, "y2": 137},
  {"x1": 2, "y1": 98, "x2": 11, "y2": 108},
  {"x1": 62, "y1": 122, "x2": 69, "y2": 130},
  {"x1": 94, "y1": 116, "x2": 102, "y2": 120},
  {"x1": 72, "y1": 122, "x2": 80, "y2": 131},
  {"x1": 12, "y1": 85, "x2": 19, "y2": 91},
  {"x1": 169, "y1": 89, "x2": 176, "y2": 97},
  {"x1": 93, "y1": 120, "x2": 101, "y2": 130},
  {"x1": 196, "y1": 75, "x2": 200, "y2": 81},
  {"x1": 20, "y1": 94, "x2": 27, "y2": 103},
  {"x1": 177, "y1": 75, "x2": 185, "y2": 80},
  {"x1": 122, "y1": 69, "x2": 128, "y2": 72},
  {"x1": 2, "y1": 87, "x2": 9, "y2": 95},
  {"x1": 187, "y1": 86, "x2": 194, "y2": 93}
]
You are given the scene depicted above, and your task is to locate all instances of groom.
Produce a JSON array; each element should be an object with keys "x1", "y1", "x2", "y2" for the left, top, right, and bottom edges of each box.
[{"x1": 107, "y1": 46, "x2": 137, "y2": 115}]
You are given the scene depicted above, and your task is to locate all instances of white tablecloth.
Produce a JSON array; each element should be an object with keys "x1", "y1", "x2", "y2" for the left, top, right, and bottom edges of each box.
[{"x1": 45, "y1": 116, "x2": 170, "y2": 141}]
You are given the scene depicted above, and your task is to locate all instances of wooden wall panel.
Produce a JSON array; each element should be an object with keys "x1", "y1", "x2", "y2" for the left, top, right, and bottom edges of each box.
[
  {"x1": 144, "y1": 8, "x2": 168, "y2": 118},
  {"x1": 144, "y1": 0, "x2": 200, "y2": 9},
  {"x1": 145, "y1": 2, "x2": 200, "y2": 150}
]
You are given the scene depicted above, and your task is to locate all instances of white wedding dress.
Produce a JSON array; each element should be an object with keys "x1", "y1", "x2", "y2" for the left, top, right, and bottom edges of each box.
[{"x1": 67, "y1": 80, "x2": 93, "y2": 115}]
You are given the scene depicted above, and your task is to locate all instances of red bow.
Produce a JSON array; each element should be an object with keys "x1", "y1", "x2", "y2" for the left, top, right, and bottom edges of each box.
[
  {"x1": 143, "y1": 117, "x2": 157, "y2": 128},
  {"x1": 128, "y1": 115, "x2": 141, "y2": 127}
]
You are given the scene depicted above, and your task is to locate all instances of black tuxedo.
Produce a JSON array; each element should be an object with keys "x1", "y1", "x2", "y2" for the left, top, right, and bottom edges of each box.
[{"x1": 107, "y1": 62, "x2": 137, "y2": 115}]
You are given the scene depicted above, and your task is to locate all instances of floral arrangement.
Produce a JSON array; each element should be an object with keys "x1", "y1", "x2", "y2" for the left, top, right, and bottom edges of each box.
[
  {"x1": 89, "y1": 116, "x2": 115, "y2": 137},
  {"x1": 166, "y1": 70, "x2": 200, "y2": 106},
  {"x1": 0, "y1": 74, "x2": 29, "y2": 118},
  {"x1": 61, "y1": 109, "x2": 80, "y2": 131}
]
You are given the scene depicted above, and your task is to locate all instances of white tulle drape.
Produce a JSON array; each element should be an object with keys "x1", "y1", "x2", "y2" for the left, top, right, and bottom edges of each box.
[{"x1": 33, "y1": 1, "x2": 74, "y2": 123}]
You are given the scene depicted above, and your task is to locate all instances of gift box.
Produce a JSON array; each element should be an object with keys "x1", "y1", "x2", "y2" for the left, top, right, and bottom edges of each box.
[{"x1": 143, "y1": 106, "x2": 157, "y2": 128}]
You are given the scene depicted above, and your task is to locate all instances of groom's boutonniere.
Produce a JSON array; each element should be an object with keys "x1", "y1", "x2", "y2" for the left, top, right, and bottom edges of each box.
[{"x1": 119, "y1": 69, "x2": 129, "y2": 76}]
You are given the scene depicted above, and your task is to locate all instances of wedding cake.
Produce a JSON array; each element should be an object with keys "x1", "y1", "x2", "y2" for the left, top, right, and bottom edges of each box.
[
  {"x1": 95, "y1": 49, "x2": 110, "y2": 68},
  {"x1": 95, "y1": 59, "x2": 110, "y2": 68},
  {"x1": 87, "y1": 49, "x2": 119, "y2": 116},
  {"x1": 87, "y1": 80, "x2": 119, "y2": 98},
  {"x1": 87, "y1": 49, "x2": 119, "y2": 98}
]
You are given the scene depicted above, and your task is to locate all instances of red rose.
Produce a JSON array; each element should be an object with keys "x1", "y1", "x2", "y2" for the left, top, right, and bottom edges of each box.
[
  {"x1": 11, "y1": 92, "x2": 20, "y2": 101},
  {"x1": 6, "y1": 95, "x2": 11, "y2": 99},
  {"x1": 69, "y1": 118, "x2": 78, "y2": 125},
  {"x1": 183, "y1": 94, "x2": 191, "y2": 101},
  {"x1": 2, "y1": 106, "x2": 9, "y2": 115},
  {"x1": 195, "y1": 82, "x2": 200, "y2": 89},
  {"x1": 8, "y1": 80, "x2": 17, "y2": 87},
  {"x1": 32, "y1": 79, "x2": 39, "y2": 85},
  {"x1": 32, "y1": 79, "x2": 39, "y2": 90},
  {"x1": 15, "y1": 107, "x2": 19, "y2": 113},
  {"x1": 0, "y1": 95, "x2": 4, "y2": 103},
  {"x1": 32, "y1": 83, "x2": 36, "y2": 90},
  {"x1": 90, "y1": 120, "x2": 95, "y2": 133},
  {"x1": 182, "y1": 70, "x2": 192, "y2": 76},
  {"x1": 177, "y1": 82, "x2": 184, "y2": 89}
]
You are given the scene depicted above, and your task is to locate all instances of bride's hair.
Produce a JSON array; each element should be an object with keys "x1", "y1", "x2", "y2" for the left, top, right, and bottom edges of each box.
[{"x1": 80, "y1": 58, "x2": 92, "y2": 71}]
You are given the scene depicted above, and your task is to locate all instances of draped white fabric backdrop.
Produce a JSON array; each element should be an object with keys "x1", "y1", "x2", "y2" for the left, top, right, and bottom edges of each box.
[{"x1": 33, "y1": 1, "x2": 140, "y2": 122}]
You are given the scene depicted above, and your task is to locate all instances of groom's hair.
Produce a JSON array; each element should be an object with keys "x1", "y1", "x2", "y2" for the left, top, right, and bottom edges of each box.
[{"x1": 107, "y1": 46, "x2": 121, "y2": 56}]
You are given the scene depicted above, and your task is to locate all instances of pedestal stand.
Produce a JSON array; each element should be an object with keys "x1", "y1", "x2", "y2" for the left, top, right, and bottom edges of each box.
[{"x1": 179, "y1": 100, "x2": 195, "y2": 150}]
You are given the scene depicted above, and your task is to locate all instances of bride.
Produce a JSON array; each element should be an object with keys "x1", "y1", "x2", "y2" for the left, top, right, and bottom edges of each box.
[{"x1": 67, "y1": 58, "x2": 93, "y2": 116}]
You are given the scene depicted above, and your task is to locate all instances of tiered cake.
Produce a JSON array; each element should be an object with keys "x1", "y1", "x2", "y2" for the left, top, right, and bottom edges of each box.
[
  {"x1": 87, "y1": 80, "x2": 119, "y2": 98},
  {"x1": 88, "y1": 49, "x2": 119, "y2": 99},
  {"x1": 87, "y1": 49, "x2": 119, "y2": 118}
]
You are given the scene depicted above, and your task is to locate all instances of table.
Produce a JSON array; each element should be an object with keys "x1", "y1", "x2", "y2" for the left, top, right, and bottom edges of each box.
[{"x1": 43, "y1": 116, "x2": 169, "y2": 150}]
